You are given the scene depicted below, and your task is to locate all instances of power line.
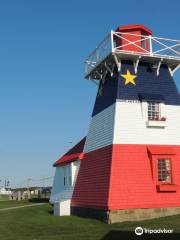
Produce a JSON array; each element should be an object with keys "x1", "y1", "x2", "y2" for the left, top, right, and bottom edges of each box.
[{"x1": 11, "y1": 176, "x2": 53, "y2": 189}]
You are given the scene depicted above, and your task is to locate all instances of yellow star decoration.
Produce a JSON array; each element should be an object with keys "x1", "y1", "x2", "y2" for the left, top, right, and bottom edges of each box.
[{"x1": 121, "y1": 70, "x2": 137, "y2": 85}]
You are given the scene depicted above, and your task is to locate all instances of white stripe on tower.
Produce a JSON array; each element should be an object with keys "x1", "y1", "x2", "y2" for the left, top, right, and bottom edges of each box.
[
  {"x1": 84, "y1": 103, "x2": 115, "y2": 153},
  {"x1": 84, "y1": 100, "x2": 180, "y2": 154},
  {"x1": 113, "y1": 101, "x2": 180, "y2": 145}
]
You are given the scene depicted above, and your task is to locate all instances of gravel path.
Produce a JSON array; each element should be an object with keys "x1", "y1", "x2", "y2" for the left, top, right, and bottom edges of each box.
[{"x1": 0, "y1": 203, "x2": 46, "y2": 211}]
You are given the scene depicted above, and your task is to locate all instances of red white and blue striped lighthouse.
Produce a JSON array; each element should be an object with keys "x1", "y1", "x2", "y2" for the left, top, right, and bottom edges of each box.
[{"x1": 51, "y1": 24, "x2": 180, "y2": 223}]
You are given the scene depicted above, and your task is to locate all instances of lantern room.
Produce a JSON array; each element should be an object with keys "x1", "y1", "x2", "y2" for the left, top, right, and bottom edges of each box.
[
  {"x1": 85, "y1": 24, "x2": 180, "y2": 80},
  {"x1": 114, "y1": 24, "x2": 152, "y2": 53}
]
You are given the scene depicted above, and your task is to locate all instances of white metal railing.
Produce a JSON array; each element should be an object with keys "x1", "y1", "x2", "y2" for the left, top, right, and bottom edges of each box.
[
  {"x1": 85, "y1": 31, "x2": 180, "y2": 76},
  {"x1": 85, "y1": 33, "x2": 112, "y2": 76}
]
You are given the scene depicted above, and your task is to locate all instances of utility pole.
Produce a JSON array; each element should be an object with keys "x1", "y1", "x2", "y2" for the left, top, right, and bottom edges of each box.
[{"x1": 27, "y1": 178, "x2": 31, "y2": 200}]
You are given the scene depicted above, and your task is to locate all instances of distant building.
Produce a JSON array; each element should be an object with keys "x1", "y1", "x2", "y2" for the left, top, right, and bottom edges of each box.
[
  {"x1": 11, "y1": 186, "x2": 52, "y2": 200},
  {"x1": 0, "y1": 187, "x2": 12, "y2": 195}
]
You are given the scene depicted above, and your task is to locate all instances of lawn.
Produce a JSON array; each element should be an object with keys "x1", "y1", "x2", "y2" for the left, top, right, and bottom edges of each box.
[
  {"x1": 0, "y1": 200, "x2": 34, "y2": 209},
  {"x1": 0, "y1": 202, "x2": 180, "y2": 240},
  {"x1": 0, "y1": 194, "x2": 9, "y2": 201}
]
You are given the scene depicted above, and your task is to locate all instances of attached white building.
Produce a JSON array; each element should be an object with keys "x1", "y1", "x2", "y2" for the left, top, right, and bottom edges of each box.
[{"x1": 50, "y1": 138, "x2": 85, "y2": 216}]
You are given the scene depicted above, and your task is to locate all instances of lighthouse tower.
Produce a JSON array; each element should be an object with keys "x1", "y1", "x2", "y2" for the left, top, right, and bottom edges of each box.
[{"x1": 70, "y1": 24, "x2": 180, "y2": 223}]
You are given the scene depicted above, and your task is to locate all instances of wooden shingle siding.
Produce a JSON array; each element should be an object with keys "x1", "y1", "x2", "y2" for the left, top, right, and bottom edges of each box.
[
  {"x1": 108, "y1": 144, "x2": 180, "y2": 210},
  {"x1": 113, "y1": 102, "x2": 180, "y2": 145},
  {"x1": 84, "y1": 104, "x2": 115, "y2": 153},
  {"x1": 71, "y1": 145, "x2": 112, "y2": 209},
  {"x1": 50, "y1": 161, "x2": 80, "y2": 204},
  {"x1": 92, "y1": 62, "x2": 180, "y2": 117}
]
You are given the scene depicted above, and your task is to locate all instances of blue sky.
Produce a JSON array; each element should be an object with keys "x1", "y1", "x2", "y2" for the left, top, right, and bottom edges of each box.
[{"x1": 0, "y1": 0, "x2": 179, "y2": 188}]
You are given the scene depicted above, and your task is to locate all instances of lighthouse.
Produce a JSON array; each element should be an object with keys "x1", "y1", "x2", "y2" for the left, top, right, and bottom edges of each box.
[{"x1": 51, "y1": 24, "x2": 180, "y2": 223}]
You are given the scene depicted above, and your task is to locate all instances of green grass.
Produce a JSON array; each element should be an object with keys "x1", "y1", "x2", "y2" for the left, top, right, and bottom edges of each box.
[
  {"x1": 0, "y1": 200, "x2": 35, "y2": 209},
  {"x1": 0, "y1": 202, "x2": 180, "y2": 240},
  {"x1": 0, "y1": 194, "x2": 9, "y2": 201}
]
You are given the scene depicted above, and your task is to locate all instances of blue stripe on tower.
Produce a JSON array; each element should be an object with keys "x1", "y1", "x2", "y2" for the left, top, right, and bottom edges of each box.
[
  {"x1": 92, "y1": 73, "x2": 118, "y2": 117},
  {"x1": 118, "y1": 62, "x2": 180, "y2": 105},
  {"x1": 92, "y1": 61, "x2": 180, "y2": 117}
]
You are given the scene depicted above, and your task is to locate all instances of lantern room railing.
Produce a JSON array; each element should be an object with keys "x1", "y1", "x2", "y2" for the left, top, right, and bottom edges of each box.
[{"x1": 85, "y1": 31, "x2": 180, "y2": 78}]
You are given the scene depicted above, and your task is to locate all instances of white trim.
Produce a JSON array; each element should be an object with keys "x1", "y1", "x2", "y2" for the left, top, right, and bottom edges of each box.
[
  {"x1": 133, "y1": 57, "x2": 141, "y2": 74},
  {"x1": 168, "y1": 64, "x2": 180, "y2": 76},
  {"x1": 85, "y1": 31, "x2": 180, "y2": 79},
  {"x1": 111, "y1": 30, "x2": 115, "y2": 53},
  {"x1": 113, "y1": 54, "x2": 121, "y2": 72},
  {"x1": 156, "y1": 59, "x2": 163, "y2": 76},
  {"x1": 152, "y1": 38, "x2": 180, "y2": 56},
  {"x1": 149, "y1": 35, "x2": 153, "y2": 55},
  {"x1": 105, "y1": 62, "x2": 113, "y2": 76}
]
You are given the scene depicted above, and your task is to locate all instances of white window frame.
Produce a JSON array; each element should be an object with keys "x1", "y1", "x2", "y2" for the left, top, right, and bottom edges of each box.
[
  {"x1": 147, "y1": 102, "x2": 161, "y2": 120},
  {"x1": 157, "y1": 159, "x2": 172, "y2": 184},
  {"x1": 62, "y1": 165, "x2": 72, "y2": 189}
]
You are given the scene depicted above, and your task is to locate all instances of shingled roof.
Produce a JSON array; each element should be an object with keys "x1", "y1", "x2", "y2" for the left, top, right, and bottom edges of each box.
[{"x1": 53, "y1": 137, "x2": 86, "y2": 167}]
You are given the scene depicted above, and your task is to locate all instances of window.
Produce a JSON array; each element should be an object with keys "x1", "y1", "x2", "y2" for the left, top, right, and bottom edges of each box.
[
  {"x1": 148, "y1": 102, "x2": 160, "y2": 120},
  {"x1": 68, "y1": 166, "x2": 72, "y2": 187},
  {"x1": 63, "y1": 165, "x2": 72, "y2": 188},
  {"x1": 158, "y1": 159, "x2": 171, "y2": 183},
  {"x1": 141, "y1": 35, "x2": 146, "y2": 49}
]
